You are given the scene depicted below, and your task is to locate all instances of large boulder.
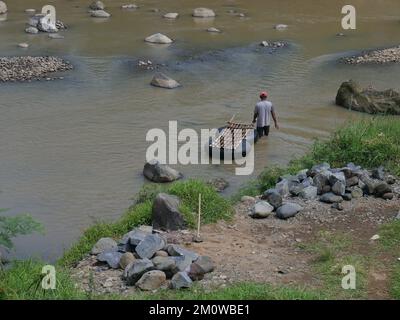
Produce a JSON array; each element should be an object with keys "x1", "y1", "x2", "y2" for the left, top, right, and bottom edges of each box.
[
  {"x1": 152, "y1": 193, "x2": 186, "y2": 231},
  {"x1": 336, "y1": 80, "x2": 400, "y2": 115},
  {"x1": 192, "y1": 8, "x2": 215, "y2": 18},
  {"x1": 299, "y1": 186, "x2": 318, "y2": 200},
  {"x1": 188, "y1": 255, "x2": 215, "y2": 280},
  {"x1": 135, "y1": 234, "x2": 166, "y2": 259},
  {"x1": 145, "y1": 33, "x2": 173, "y2": 44},
  {"x1": 250, "y1": 201, "x2": 274, "y2": 218},
  {"x1": 313, "y1": 171, "x2": 330, "y2": 195},
  {"x1": 150, "y1": 73, "x2": 181, "y2": 89},
  {"x1": 276, "y1": 203, "x2": 303, "y2": 219},
  {"x1": 320, "y1": 192, "x2": 343, "y2": 204},
  {"x1": 143, "y1": 159, "x2": 182, "y2": 182},
  {"x1": 123, "y1": 259, "x2": 155, "y2": 285},
  {"x1": 136, "y1": 270, "x2": 166, "y2": 290},
  {"x1": 0, "y1": 1, "x2": 7, "y2": 14},
  {"x1": 91, "y1": 237, "x2": 118, "y2": 255}
]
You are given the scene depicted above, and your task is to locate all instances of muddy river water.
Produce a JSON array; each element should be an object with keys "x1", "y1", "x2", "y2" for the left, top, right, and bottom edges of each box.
[{"x1": 0, "y1": 0, "x2": 400, "y2": 260}]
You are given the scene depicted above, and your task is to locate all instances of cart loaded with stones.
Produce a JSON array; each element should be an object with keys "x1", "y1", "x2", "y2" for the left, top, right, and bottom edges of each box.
[
  {"x1": 250, "y1": 162, "x2": 397, "y2": 219},
  {"x1": 90, "y1": 226, "x2": 214, "y2": 291}
]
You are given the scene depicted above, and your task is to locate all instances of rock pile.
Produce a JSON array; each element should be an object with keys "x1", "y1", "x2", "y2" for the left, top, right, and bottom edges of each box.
[
  {"x1": 250, "y1": 162, "x2": 396, "y2": 220},
  {"x1": 341, "y1": 46, "x2": 400, "y2": 64},
  {"x1": 91, "y1": 226, "x2": 215, "y2": 290},
  {"x1": 336, "y1": 80, "x2": 400, "y2": 115},
  {"x1": 0, "y1": 56, "x2": 72, "y2": 82}
]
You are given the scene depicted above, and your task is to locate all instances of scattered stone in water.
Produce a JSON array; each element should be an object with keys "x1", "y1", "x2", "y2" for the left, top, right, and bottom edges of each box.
[
  {"x1": 192, "y1": 8, "x2": 216, "y2": 18},
  {"x1": 274, "y1": 24, "x2": 288, "y2": 30},
  {"x1": 25, "y1": 9, "x2": 36, "y2": 14},
  {"x1": 207, "y1": 27, "x2": 221, "y2": 33},
  {"x1": 207, "y1": 177, "x2": 229, "y2": 192},
  {"x1": 121, "y1": 4, "x2": 138, "y2": 10},
  {"x1": 145, "y1": 33, "x2": 173, "y2": 44},
  {"x1": 0, "y1": 1, "x2": 7, "y2": 14},
  {"x1": 90, "y1": 10, "x2": 111, "y2": 18},
  {"x1": 89, "y1": 1, "x2": 105, "y2": 11},
  {"x1": 48, "y1": 33, "x2": 64, "y2": 39},
  {"x1": 25, "y1": 26, "x2": 39, "y2": 34},
  {"x1": 18, "y1": 43, "x2": 29, "y2": 49},
  {"x1": 150, "y1": 72, "x2": 181, "y2": 89},
  {"x1": 163, "y1": 13, "x2": 179, "y2": 19},
  {"x1": 143, "y1": 159, "x2": 182, "y2": 182},
  {"x1": 342, "y1": 46, "x2": 400, "y2": 64}
]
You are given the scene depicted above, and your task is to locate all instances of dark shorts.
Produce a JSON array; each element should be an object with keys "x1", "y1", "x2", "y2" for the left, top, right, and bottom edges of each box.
[{"x1": 257, "y1": 126, "x2": 270, "y2": 137}]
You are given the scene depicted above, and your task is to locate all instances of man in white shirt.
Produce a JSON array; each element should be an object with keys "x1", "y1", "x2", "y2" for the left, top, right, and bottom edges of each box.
[{"x1": 252, "y1": 91, "x2": 279, "y2": 137}]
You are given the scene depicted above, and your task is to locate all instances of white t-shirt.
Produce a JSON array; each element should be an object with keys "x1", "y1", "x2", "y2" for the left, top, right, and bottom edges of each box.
[{"x1": 254, "y1": 100, "x2": 274, "y2": 127}]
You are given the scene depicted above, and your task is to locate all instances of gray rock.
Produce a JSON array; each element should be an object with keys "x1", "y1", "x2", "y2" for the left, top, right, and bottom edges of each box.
[
  {"x1": 297, "y1": 169, "x2": 309, "y2": 182},
  {"x1": 152, "y1": 193, "x2": 186, "y2": 231},
  {"x1": 119, "y1": 252, "x2": 136, "y2": 269},
  {"x1": 91, "y1": 237, "x2": 118, "y2": 255},
  {"x1": 250, "y1": 201, "x2": 274, "y2": 218},
  {"x1": 145, "y1": 33, "x2": 173, "y2": 44},
  {"x1": 151, "y1": 73, "x2": 181, "y2": 89},
  {"x1": 192, "y1": 8, "x2": 216, "y2": 18},
  {"x1": 193, "y1": 255, "x2": 215, "y2": 273},
  {"x1": 313, "y1": 172, "x2": 330, "y2": 195},
  {"x1": 25, "y1": 9, "x2": 36, "y2": 14},
  {"x1": 346, "y1": 176, "x2": 359, "y2": 187},
  {"x1": 241, "y1": 195, "x2": 256, "y2": 202},
  {"x1": 274, "y1": 24, "x2": 288, "y2": 30},
  {"x1": 336, "y1": 80, "x2": 400, "y2": 115},
  {"x1": 299, "y1": 186, "x2": 318, "y2": 200},
  {"x1": 342, "y1": 193, "x2": 352, "y2": 201},
  {"x1": 301, "y1": 177, "x2": 314, "y2": 187},
  {"x1": 171, "y1": 255, "x2": 192, "y2": 273},
  {"x1": 307, "y1": 163, "x2": 330, "y2": 177},
  {"x1": 386, "y1": 175, "x2": 396, "y2": 185},
  {"x1": 331, "y1": 203, "x2": 344, "y2": 211},
  {"x1": 120, "y1": 227, "x2": 152, "y2": 246},
  {"x1": 289, "y1": 182, "x2": 304, "y2": 196},
  {"x1": 372, "y1": 166, "x2": 385, "y2": 180},
  {"x1": 329, "y1": 172, "x2": 346, "y2": 186},
  {"x1": 90, "y1": 10, "x2": 111, "y2": 18},
  {"x1": 123, "y1": 259, "x2": 155, "y2": 285},
  {"x1": 135, "y1": 234, "x2": 166, "y2": 259},
  {"x1": 276, "y1": 203, "x2": 303, "y2": 219},
  {"x1": 188, "y1": 262, "x2": 206, "y2": 281},
  {"x1": 18, "y1": 43, "x2": 29, "y2": 48},
  {"x1": 37, "y1": 15, "x2": 58, "y2": 33},
  {"x1": 152, "y1": 256, "x2": 176, "y2": 272},
  {"x1": 374, "y1": 182, "x2": 392, "y2": 197},
  {"x1": 25, "y1": 26, "x2": 39, "y2": 34},
  {"x1": 136, "y1": 270, "x2": 166, "y2": 291},
  {"x1": 48, "y1": 33, "x2": 64, "y2": 39},
  {"x1": 97, "y1": 250, "x2": 123, "y2": 269},
  {"x1": 351, "y1": 186, "x2": 364, "y2": 199},
  {"x1": 144, "y1": 159, "x2": 182, "y2": 182},
  {"x1": 89, "y1": 1, "x2": 105, "y2": 10},
  {"x1": 207, "y1": 177, "x2": 229, "y2": 192},
  {"x1": 171, "y1": 272, "x2": 192, "y2": 289},
  {"x1": 121, "y1": 4, "x2": 138, "y2": 10},
  {"x1": 275, "y1": 179, "x2": 289, "y2": 197},
  {"x1": 382, "y1": 193, "x2": 394, "y2": 200},
  {"x1": 320, "y1": 192, "x2": 343, "y2": 204},
  {"x1": 166, "y1": 244, "x2": 199, "y2": 261},
  {"x1": 261, "y1": 189, "x2": 282, "y2": 209},
  {"x1": 360, "y1": 175, "x2": 377, "y2": 195},
  {"x1": 331, "y1": 181, "x2": 346, "y2": 196},
  {"x1": 155, "y1": 250, "x2": 169, "y2": 257}
]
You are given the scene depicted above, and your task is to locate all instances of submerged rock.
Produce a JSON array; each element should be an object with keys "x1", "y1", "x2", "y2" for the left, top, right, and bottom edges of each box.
[
  {"x1": 192, "y1": 8, "x2": 215, "y2": 18},
  {"x1": 150, "y1": 73, "x2": 181, "y2": 89},
  {"x1": 25, "y1": 26, "x2": 39, "y2": 34},
  {"x1": 163, "y1": 12, "x2": 179, "y2": 19},
  {"x1": 90, "y1": 10, "x2": 111, "y2": 18},
  {"x1": 336, "y1": 80, "x2": 400, "y2": 115},
  {"x1": 274, "y1": 24, "x2": 288, "y2": 30},
  {"x1": 0, "y1": 1, "x2": 7, "y2": 14},
  {"x1": 121, "y1": 4, "x2": 138, "y2": 10},
  {"x1": 207, "y1": 27, "x2": 221, "y2": 33}
]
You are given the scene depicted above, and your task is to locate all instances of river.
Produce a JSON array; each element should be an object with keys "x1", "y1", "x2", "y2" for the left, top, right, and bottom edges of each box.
[{"x1": 0, "y1": 0, "x2": 400, "y2": 261}]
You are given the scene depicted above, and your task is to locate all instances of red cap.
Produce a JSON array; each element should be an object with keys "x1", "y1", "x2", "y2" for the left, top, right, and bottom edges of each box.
[{"x1": 260, "y1": 91, "x2": 268, "y2": 98}]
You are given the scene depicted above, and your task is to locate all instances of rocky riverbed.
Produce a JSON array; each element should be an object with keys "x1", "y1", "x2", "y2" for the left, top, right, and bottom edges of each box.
[
  {"x1": 0, "y1": 56, "x2": 72, "y2": 82},
  {"x1": 341, "y1": 46, "x2": 400, "y2": 64}
]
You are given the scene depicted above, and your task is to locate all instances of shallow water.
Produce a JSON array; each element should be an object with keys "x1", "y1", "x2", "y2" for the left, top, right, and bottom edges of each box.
[{"x1": 1, "y1": 0, "x2": 400, "y2": 261}]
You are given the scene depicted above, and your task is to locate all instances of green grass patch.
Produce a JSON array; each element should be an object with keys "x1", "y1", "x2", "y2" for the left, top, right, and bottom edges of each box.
[
  {"x1": 390, "y1": 264, "x2": 400, "y2": 299},
  {"x1": 0, "y1": 260, "x2": 85, "y2": 300}
]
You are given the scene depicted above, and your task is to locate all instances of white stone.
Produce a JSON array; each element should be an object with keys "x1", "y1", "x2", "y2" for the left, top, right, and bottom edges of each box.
[
  {"x1": 145, "y1": 33, "x2": 173, "y2": 44},
  {"x1": 192, "y1": 8, "x2": 215, "y2": 18},
  {"x1": 370, "y1": 234, "x2": 380, "y2": 241},
  {"x1": 163, "y1": 13, "x2": 179, "y2": 19}
]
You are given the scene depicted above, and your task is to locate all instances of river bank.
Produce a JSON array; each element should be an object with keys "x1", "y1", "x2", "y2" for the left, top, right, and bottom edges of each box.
[{"x1": 1, "y1": 117, "x2": 400, "y2": 300}]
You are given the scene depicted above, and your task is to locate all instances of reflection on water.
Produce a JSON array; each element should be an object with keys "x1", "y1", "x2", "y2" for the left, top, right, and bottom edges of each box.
[{"x1": 0, "y1": 0, "x2": 400, "y2": 260}]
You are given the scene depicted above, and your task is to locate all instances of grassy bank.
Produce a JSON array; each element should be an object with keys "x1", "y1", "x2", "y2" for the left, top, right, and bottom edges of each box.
[
  {"x1": 234, "y1": 117, "x2": 400, "y2": 200},
  {"x1": 2, "y1": 117, "x2": 400, "y2": 300}
]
